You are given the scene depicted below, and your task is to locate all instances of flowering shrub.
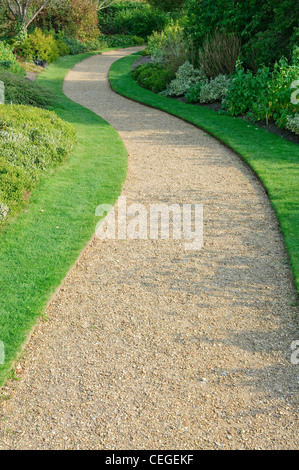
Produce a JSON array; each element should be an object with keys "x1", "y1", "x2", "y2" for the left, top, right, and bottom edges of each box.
[
  {"x1": 0, "y1": 104, "x2": 75, "y2": 221},
  {"x1": 166, "y1": 61, "x2": 205, "y2": 96},
  {"x1": 199, "y1": 75, "x2": 231, "y2": 103}
]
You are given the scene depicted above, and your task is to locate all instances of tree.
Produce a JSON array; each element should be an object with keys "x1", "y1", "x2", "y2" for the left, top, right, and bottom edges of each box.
[
  {"x1": 97, "y1": 0, "x2": 118, "y2": 9},
  {"x1": 3, "y1": 1, "x2": 51, "y2": 30},
  {"x1": 33, "y1": 0, "x2": 100, "y2": 42}
]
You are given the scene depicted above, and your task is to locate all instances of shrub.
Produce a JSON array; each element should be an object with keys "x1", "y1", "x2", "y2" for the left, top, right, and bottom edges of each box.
[
  {"x1": 184, "y1": 0, "x2": 298, "y2": 69},
  {"x1": 185, "y1": 82, "x2": 204, "y2": 103},
  {"x1": 0, "y1": 104, "x2": 75, "y2": 220},
  {"x1": 102, "y1": 35, "x2": 145, "y2": 49},
  {"x1": 62, "y1": 35, "x2": 105, "y2": 55},
  {"x1": 56, "y1": 39, "x2": 70, "y2": 57},
  {"x1": 0, "y1": 41, "x2": 24, "y2": 75},
  {"x1": 199, "y1": 75, "x2": 231, "y2": 103},
  {"x1": 132, "y1": 63, "x2": 175, "y2": 93},
  {"x1": 264, "y1": 55, "x2": 299, "y2": 127},
  {"x1": 0, "y1": 41, "x2": 14, "y2": 62},
  {"x1": 18, "y1": 28, "x2": 59, "y2": 63},
  {"x1": 222, "y1": 55, "x2": 299, "y2": 127},
  {"x1": 286, "y1": 114, "x2": 299, "y2": 135},
  {"x1": 0, "y1": 70, "x2": 57, "y2": 108},
  {"x1": 166, "y1": 61, "x2": 205, "y2": 96},
  {"x1": 198, "y1": 31, "x2": 241, "y2": 78},
  {"x1": 62, "y1": 36, "x2": 87, "y2": 55},
  {"x1": 0, "y1": 59, "x2": 25, "y2": 75},
  {"x1": 222, "y1": 61, "x2": 271, "y2": 118},
  {"x1": 33, "y1": 0, "x2": 99, "y2": 42},
  {"x1": 147, "y1": 20, "x2": 193, "y2": 73},
  {"x1": 98, "y1": 1, "x2": 167, "y2": 38}
]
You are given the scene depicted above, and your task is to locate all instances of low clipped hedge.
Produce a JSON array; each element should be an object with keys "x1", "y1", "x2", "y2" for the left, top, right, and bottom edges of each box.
[
  {"x1": 0, "y1": 104, "x2": 76, "y2": 221},
  {"x1": 132, "y1": 63, "x2": 174, "y2": 93},
  {"x1": 0, "y1": 70, "x2": 57, "y2": 108}
]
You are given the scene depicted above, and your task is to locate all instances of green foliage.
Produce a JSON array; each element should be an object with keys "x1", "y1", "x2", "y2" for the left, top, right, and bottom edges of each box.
[
  {"x1": 0, "y1": 41, "x2": 24, "y2": 75},
  {"x1": 184, "y1": 0, "x2": 299, "y2": 68},
  {"x1": 222, "y1": 61, "x2": 272, "y2": 118},
  {"x1": 146, "y1": 0, "x2": 185, "y2": 11},
  {"x1": 0, "y1": 104, "x2": 75, "y2": 219},
  {"x1": 185, "y1": 82, "x2": 204, "y2": 103},
  {"x1": 0, "y1": 41, "x2": 15, "y2": 62},
  {"x1": 62, "y1": 35, "x2": 88, "y2": 55},
  {"x1": 0, "y1": 59, "x2": 25, "y2": 76},
  {"x1": 98, "y1": 1, "x2": 167, "y2": 38},
  {"x1": 33, "y1": 0, "x2": 99, "y2": 42},
  {"x1": 222, "y1": 56, "x2": 299, "y2": 127},
  {"x1": 102, "y1": 35, "x2": 145, "y2": 49},
  {"x1": 286, "y1": 114, "x2": 299, "y2": 135},
  {"x1": 18, "y1": 28, "x2": 59, "y2": 63},
  {"x1": 199, "y1": 75, "x2": 231, "y2": 103},
  {"x1": 0, "y1": 70, "x2": 57, "y2": 108},
  {"x1": 132, "y1": 63, "x2": 174, "y2": 93},
  {"x1": 185, "y1": 74, "x2": 231, "y2": 104},
  {"x1": 61, "y1": 35, "x2": 105, "y2": 55},
  {"x1": 166, "y1": 61, "x2": 205, "y2": 96},
  {"x1": 55, "y1": 39, "x2": 70, "y2": 57},
  {"x1": 198, "y1": 31, "x2": 241, "y2": 78},
  {"x1": 147, "y1": 19, "x2": 193, "y2": 73}
]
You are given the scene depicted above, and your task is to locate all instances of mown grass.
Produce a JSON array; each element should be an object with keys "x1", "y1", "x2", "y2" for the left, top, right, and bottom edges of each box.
[
  {"x1": 109, "y1": 52, "x2": 299, "y2": 293},
  {"x1": 0, "y1": 51, "x2": 127, "y2": 385}
]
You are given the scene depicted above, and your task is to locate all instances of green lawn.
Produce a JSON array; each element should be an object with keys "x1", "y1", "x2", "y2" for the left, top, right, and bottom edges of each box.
[
  {"x1": 109, "y1": 52, "x2": 299, "y2": 294},
  {"x1": 0, "y1": 52, "x2": 127, "y2": 386}
]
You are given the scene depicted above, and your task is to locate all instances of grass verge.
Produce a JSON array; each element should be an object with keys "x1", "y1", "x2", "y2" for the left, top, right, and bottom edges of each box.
[
  {"x1": 109, "y1": 52, "x2": 299, "y2": 293},
  {"x1": 0, "y1": 51, "x2": 127, "y2": 386}
]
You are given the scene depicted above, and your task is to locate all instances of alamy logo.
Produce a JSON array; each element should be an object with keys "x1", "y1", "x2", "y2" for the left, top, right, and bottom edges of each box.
[
  {"x1": 290, "y1": 80, "x2": 299, "y2": 105},
  {"x1": 95, "y1": 196, "x2": 203, "y2": 251}
]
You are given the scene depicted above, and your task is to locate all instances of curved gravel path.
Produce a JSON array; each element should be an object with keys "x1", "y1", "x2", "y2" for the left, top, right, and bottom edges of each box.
[{"x1": 0, "y1": 48, "x2": 298, "y2": 450}]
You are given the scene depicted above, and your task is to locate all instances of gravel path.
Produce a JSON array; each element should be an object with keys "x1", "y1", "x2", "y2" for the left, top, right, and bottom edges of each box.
[{"x1": 0, "y1": 47, "x2": 298, "y2": 450}]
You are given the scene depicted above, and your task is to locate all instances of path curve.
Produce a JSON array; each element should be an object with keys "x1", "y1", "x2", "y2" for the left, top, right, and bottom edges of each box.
[{"x1": 0, "y1": 48, "x2": 298, "y2": 450}]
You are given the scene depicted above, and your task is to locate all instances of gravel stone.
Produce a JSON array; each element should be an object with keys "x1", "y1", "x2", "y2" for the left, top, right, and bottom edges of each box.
[{"x1": 0, "y1": 47, "x2": 298, "y2": 450}]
